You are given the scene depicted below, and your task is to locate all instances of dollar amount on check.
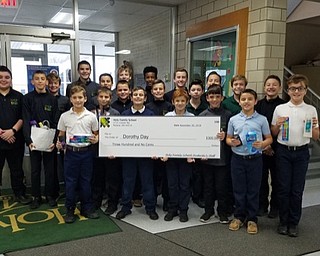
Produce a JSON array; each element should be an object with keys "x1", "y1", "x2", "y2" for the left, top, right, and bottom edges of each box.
[{"x1": 99, "y1": 116, "x2": 221, "y2": 159}]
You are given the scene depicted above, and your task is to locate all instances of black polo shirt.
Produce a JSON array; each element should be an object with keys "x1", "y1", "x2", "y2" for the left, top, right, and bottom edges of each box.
[{"x1": 0, "y1": 88, "x2": 24, "y2": 149}]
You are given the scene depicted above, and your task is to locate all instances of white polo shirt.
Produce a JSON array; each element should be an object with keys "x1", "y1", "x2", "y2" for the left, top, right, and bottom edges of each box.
[
  {"x1": 272, "y1": 101, "x2": 318, "y2": 146},
  {"x1": 58, "y1": 107, "x2": 99, "y2": 147}
]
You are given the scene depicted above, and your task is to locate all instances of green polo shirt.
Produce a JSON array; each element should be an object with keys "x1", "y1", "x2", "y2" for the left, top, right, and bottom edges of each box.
[{"x1": 222, "y1": 95, "x2": 241, "y2": 116}]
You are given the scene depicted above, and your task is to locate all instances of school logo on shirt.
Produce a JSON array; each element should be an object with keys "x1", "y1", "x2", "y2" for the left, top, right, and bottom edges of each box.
[
  {"x1": 10, "y1": 99, "x2": 18, "y2": 106},
  {"x1": 44, "y1": 105, "x2": 52, "y2": 111}
]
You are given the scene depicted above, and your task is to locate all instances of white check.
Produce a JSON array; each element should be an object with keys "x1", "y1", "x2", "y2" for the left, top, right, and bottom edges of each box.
[{"x1": 99, "y1": 116, "x2": 221, "y2": 158}]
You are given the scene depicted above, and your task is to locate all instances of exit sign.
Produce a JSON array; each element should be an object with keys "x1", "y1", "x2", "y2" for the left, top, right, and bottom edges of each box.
[{"x1": 0, "y1": 0, "x2": 18, "y2": 8}]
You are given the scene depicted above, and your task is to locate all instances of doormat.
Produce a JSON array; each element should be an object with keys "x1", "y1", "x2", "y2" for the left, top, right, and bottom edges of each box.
[{"x1": 0, "y1": 192, "x2": 121, "y2": 254}]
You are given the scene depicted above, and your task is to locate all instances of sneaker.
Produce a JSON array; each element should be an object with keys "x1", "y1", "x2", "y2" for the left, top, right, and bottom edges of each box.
[
  {"x1": 64, "y1": 210, "x2": 76, "y2": 224},
  {"x1": 82, "y1": 210, "x2": 100, "y2": 219},
  {"x1": 200, "y1": 212, "x2": 214, "y2": 223},
  {"x1": 288, "y1": 225, "x2": 298, "y2": 237},
  {"x1": 164, "y1": 211, "x2": 178, "y2": 221},
  {"x1": 104, "y1": 204, "x2": 117, "y2": 216},
  {"x1": 247, "y1": 221, "x2": 258, "y2": 234},
  {"x1": 147, "y1": 211, "x2": 159, "y2": 220},
  {"x1": 133, "y1": 199, "x2": 142, "y2": 207},
  {"x1": 15, "y1": 195, "x2": 32, "y2": 205},
  {"x1": 46, "y1": 196, "x2": 57, "y2": 207},
  {"x1": 116, "y1": 210, "x2": 131, "y2": 220},
  {"x1": 219, "y1": 214, "x2": 229, "y2": 224},
  {"x1": 277, "y1": 224, "x2": 288, "y2": 235},
  {"x1": 179, "y1": 212, "x2": 189, "y2": 222},
  {"x1": 30, "y1": 197, "x2": 42, "y2": 209},
  {"x1": 229, "y1": 218, "x2": 243, "y2": 231}
]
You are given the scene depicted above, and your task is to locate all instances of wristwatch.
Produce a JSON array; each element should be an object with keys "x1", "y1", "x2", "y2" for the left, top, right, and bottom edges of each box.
[{"x1": 12, "y1": 128, "x2": 17, "y2": 134}]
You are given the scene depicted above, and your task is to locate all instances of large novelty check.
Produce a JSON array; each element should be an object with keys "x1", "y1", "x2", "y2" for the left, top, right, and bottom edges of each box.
[{"x1": 99, "y1": 116, "x2": 221, "y2": 158}]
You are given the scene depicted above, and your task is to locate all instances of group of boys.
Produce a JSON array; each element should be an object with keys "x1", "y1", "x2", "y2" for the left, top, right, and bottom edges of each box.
[{"x1": 0, "y1": 62, "x2": 318, "y2": 237}]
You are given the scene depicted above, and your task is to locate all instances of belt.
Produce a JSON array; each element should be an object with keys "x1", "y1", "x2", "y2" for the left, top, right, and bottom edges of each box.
[
  {"x1": 234, "y1": 153, "x2": 262, "y2": 160},
  {"x1": 66, "y1": 145, "x2": 91, "y2": 152},
  {"x1": 280, "y1": 144, "x2": 308, "y2": 151}
]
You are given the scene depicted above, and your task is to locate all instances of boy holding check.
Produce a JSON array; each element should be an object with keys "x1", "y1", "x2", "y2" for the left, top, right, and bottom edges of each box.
[{"x1": 115, "y1": 86, "x2": 158, "y2": 220}]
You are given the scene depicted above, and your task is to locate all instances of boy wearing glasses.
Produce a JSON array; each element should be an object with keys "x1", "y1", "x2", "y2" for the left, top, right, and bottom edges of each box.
[{"x1": 271, "y1": 74, "x2": 319, "y2": 237}]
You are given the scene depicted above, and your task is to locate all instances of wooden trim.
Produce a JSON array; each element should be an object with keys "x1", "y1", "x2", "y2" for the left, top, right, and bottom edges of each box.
[{"x1": 186, "y1": 8, "x2": 248, "y2": 75}]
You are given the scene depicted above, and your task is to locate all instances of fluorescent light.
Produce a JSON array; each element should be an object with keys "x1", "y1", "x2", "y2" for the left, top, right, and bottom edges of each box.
[
  {"x1": 198, "y1": 46, "x2": 228, "y2": 52},
  {"x1": 49, "y1": 12, "x2": 88, "y2": 25},
  {"x1": 115, "y1": 50, "x2": 131, "y2": 55}
]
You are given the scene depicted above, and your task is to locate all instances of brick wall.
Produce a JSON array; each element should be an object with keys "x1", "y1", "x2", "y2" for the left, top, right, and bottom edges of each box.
[{"x1": 118, "y1": 9, "x2": 172, "y2": 86}]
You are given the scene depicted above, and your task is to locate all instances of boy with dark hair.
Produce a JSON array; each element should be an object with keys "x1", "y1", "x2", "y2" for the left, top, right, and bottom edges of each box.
[
  {"x1": 0, "y1": 65, "x2": 31, "y2": 204},
  {"x1": 199, "y1": 85, "x2": 232, "y2": 223},
  {"x1": 255, "y1": 75, "x2": 285, "y2": 218},
  {"x1": 111, "y1": 80, "x2": 132, "y2": 114},
  {"x1": 164, "y1": 68, "x2": 188, "y2": 102},
  {"x1": 187, "y1": 79, "x2": 207, "y2": 208},
  {"x1": 66, "y1": 60, "x2": 99, "y2": 111},
  {"x1": 226, "y1": 88, "x2": 272, "y2": 234},
  {"x1": 143, "y1": 66, "x2": 158, "y2": 103},
  {"x1": 271, "y1": 74, "x2": 319, "y2": 237},
  {"x1": 91, "y1": 87, "x2": 122, "y2": 215},
  {"x1": 22, "y1": 70, "x2": 60, "y2": 209},
  {"x1": 146, "y1": 79, "x2": 173, "y2": 211},
  {"x1": 56, "y1": 85, "x2": 100, "y2": 223},
  {"x1": 116, "y1": 86, "x2": 158, "y2": 220}
]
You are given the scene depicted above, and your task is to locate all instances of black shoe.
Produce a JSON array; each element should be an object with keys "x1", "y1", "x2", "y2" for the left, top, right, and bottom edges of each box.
[
  {"x1": 164, "y1": 211, "x2": 178, "y2": 221},
  {"x1": 268, "y1": 208, "x2": 278, "y2": 219},
  {"x1": 116, "y1": 210, "x2": 131, "y2": 220},
  {"x1": 46, "y1": 196, "x2": 57, "y2": 207},
  {"x1": 288, "y1": 226, "x2": 298, "y2": 237},
  {"x1": 82, "y1": 210, "x2": 100, "y2": 219},
  {"x1": 30, "y1": 197, "x2": 42, "y2": 209},
  {"x1": 277, "y1": 224, "x2": 288, "y2": 235},
  {"x1": 179, "y1": 212, "x2": 189, "y2": 222},
  {"x1": 147, "y1": 211, "x2": 159, "y2": 220},
  {"x1": 200, "y1": 212, "x2": 214, "y2": 223},
  {"x1": 64, "y1": 210, "x2": 76, "y2": 224},
  {"x1": 219, "y1": 214, "x2": 230, "y2": 224},
  {"x1": 104, "y1": 204, "x2": 117, "y2": 216},
  {"x1": 16, "y1": 195, "x2": 32, "y2": 205}
]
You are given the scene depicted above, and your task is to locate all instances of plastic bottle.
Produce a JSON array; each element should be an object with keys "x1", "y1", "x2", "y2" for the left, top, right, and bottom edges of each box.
[
  {"x1": 246, "y1": 131, "x2": 257, "y2": 154},
  {"x1": 303, "y1": 115, "x2": 312, "y2": 138}
]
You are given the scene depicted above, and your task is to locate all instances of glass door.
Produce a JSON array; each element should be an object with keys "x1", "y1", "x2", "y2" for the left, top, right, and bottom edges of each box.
[{"x1": 2, "y1": 35, "x2": 73, "y2": 95}]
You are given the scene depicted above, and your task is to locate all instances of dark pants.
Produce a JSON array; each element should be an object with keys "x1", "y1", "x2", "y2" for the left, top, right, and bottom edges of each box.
[
  {"x1": 64, "y1": 149, "x2": 94, "y2": 212},
  {"x1": 259, "y1": 154, "x2": 278, "y2": 212},
  {"x1": 276, "y1": 145, "x2": 309, "y2": 227},
  {"x1": 29, "y1": 149, "x2": 58, "y2": 198},
  {"x1": 92, "y1": 157, "x2": 122, "y2": 208},
  {"x1": 166, "y1": 158, "x2": 192, "y2": 212},
  {"x1": 191, "y1": 160, "x2": 204, "y2": 202},
  {"x1": 0, "y1": 146, "x2": 26, "y2": 196},
  {"x1": 202, "y1": 164, "x2": 228, "y2": 216},
  {"x1": 231, "y1": 153, "x2": 263, "y2": 223},
  {"x1": 153, "y1": 159, "x2": 169, "y2": 200},
  {"x1": 121, "y1": 157, "x2": 155, "y2": 212}
]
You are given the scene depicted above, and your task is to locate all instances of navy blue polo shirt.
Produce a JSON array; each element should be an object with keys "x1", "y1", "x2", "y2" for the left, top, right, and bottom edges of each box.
[{"x1": 0, "y1": 88, "x2": 24, "y2": 149}]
